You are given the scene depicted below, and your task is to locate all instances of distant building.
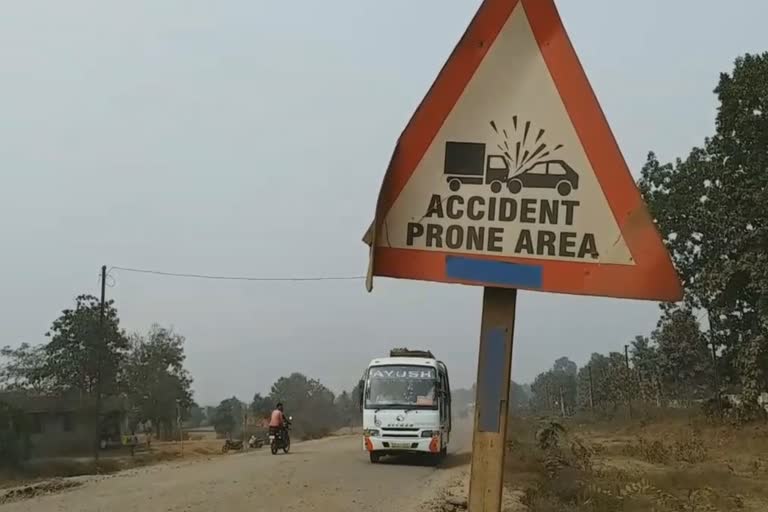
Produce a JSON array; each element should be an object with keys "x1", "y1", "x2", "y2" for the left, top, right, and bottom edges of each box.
[{"x1": 0, "y1": 391, "x2": 128, "y2": 458}]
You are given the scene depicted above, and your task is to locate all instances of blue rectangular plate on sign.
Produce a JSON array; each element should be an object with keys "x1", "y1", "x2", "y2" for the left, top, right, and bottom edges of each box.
[
  {"x1": 477, "y1": 327, "x2": 506, "y2": 433},
  {"x1": 445, "y1": 256, "x2": 542, "y2": 289}
]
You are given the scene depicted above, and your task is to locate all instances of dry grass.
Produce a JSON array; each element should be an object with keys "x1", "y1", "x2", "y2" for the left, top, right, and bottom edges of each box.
[
  {"x1": 0, "y1": 438, "x2": 233, "y2": 489},
  {"x1": 503, "y1": 412, "x2": 768, "y2": 511}
]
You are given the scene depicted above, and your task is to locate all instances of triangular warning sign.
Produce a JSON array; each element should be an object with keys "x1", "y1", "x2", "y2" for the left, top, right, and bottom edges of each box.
[{"x1": 364, "y1": 0, "x2": 682, "y2": 302}]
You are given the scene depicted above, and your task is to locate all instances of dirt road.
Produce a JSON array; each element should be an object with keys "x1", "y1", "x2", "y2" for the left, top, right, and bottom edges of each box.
[{"x1": 1, "y1": 432, "x2": 471, "y2": 512}]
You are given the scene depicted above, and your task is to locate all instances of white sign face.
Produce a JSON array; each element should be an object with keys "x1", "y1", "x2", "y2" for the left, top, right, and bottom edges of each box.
[{"x1": 380, "y1": 5, "x2": 633, "y2": 265}]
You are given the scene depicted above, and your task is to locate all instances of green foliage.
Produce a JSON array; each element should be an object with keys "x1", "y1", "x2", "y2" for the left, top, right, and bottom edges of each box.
[
  {"x1": 640, "y1": 52, "x2": 768, "y2": 408},
  {"x1": 250, "y1": 393, "x2": 272, "y2": 419},
  {"x1": 122, "y1": 325, "x2": 194, "y2": 437},
  {"x1": 269, "y1": 373, "x2": 337, "y2": 439},
  {"x1": 187, "y1": 404, "x2": 205, "y2": 428},
  {"x1": 43, "y1": 294, "x2": 129, "y2": 396},
  {"x1": 212, "y1": 397, "x2": 244, "y2": 437},
  {"x1": 334, "y1": 390, "x2": 356, "y2": 428},
  {"x1": 652, "y1": 309, "x2": 713, "y2": 400},
  {"x1": 531, "y1": 357, "x2": 578, "y2": 415},
  {"x1": 0, "y1": 343, "x2": 50, "y2": 392},
  {"x1": 575, "y1": 352, "x2": 636, "y2": 415}
]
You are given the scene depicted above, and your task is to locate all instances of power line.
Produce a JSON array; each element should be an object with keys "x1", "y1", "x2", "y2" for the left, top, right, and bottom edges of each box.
[{"x1": 109, "y1": 266, "x2": 365, "y2": 282}]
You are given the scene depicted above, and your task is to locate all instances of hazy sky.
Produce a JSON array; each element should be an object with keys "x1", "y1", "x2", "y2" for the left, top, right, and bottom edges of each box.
[{"x1": 2, "y1": 1, "x2": 766, "y2": 405}]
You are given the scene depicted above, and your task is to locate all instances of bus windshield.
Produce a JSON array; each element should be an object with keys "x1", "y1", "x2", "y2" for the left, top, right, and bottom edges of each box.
[{"x1": 365, "y1": 365, "x2": 437, "y2": 410}]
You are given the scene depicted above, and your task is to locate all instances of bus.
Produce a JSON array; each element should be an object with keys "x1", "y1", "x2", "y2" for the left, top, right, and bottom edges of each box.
[{"x1": 359, "y1": 348, "x2": 451, "y2": 464}]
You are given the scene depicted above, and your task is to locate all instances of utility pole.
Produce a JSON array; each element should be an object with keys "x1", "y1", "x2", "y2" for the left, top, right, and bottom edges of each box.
[
  {"x1": 242, "y1": 409, "x2": 247, "y2": 446},
  {"x1": 588, "y1": 365, "x2": 595, "y2": 412},
  {"x1": 624, "y1": 344, "x2": 633, "y2": 420},
  {"x1": 178, "y1": 402, "x2": 184, "y2": 456},
  {"x1": 707, "y1": 311, "x2": 722, "y2": 413},
  {"x1": 94, "y1": 265, "x2": 107, "y2": 461},
  {"x1": 559, "y1": 386, "x2": 566, "y2": 417}
]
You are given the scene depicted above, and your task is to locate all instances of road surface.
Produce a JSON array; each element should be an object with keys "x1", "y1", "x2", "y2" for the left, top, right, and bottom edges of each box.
[{"x1": 1, "y1": 430, "x2": 471, "y2": 512}]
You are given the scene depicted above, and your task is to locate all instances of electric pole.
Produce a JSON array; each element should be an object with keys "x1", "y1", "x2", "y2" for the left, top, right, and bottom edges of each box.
[
  {"x1": 95, "y1": 265, "x2": 107, "y2": 461},
  {"x1": 624, "y1": 344, "x2": 633, "y2": 420}
]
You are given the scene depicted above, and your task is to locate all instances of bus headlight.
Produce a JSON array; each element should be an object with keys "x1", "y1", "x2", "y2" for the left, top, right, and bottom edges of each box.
[
  {"x1": 421, "y1": 430, "x2": 437, "y2": 438},
  {"x1": 363, "y1": 429, "x2": 380, "y2": 437}
]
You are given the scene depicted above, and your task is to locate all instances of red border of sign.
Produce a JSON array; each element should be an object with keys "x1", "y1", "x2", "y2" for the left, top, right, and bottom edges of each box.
[{"x1": 370, "y1": 0, "x2": 682, "y2": 302}]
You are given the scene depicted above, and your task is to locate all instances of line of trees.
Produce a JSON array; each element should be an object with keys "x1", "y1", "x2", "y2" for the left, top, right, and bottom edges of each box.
[
  {"x1": 0, "y1": 293, "x2": 365, "y2": 461},
  {"x1": 530, "y1": 52, "x2": 768, "y2": 422},
  {"x1": 0, "y1": 293, "x2": 196, "y2": 460},
  {"x1": 209, "y1": 373, "x2": 361, "y2": 441}
]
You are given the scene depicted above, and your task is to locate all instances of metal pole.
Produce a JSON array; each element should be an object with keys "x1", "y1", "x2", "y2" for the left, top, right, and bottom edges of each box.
[
  {"x1": 468, "y1": 288, "x2": 517, "y2": 512},
  {"x1": 588, "y1": 365, "x2": 595, "y2": 411}
]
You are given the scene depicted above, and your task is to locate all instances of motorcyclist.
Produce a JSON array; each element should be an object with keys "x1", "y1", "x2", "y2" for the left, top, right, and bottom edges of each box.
[{"x1": 269, "y1": 403, "x2": 289, "y2": 439}]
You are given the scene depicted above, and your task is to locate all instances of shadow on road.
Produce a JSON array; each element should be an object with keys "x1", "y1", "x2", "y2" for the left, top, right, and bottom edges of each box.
[
  {"x1": 438, "y1": 451, "x2": 471, "y2": 469},
  {"x1": 376, "y1": 450, "x2": 471, "y2": 469}
]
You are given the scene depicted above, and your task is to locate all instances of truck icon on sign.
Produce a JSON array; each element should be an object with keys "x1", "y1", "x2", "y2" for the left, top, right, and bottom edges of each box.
[{"x1": 443, "y1": 141, "x2": 579, "y2": 196}]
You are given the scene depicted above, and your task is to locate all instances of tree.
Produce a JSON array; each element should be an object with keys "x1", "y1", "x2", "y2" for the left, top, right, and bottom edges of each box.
[
  {"x1": 0, "y1": 343, "x2": 50, "y2": 392},
  {"x1": 250, "y1": 393, "x2": 272, "y2": 420},
  {"x1": 212, "y1": 397, "x2": 244, "y2": 438},
  {"x1": 639, "y1": 53, "x2": 768, "y2": 406},
  {"x1": 269, "y1": 373, "x2": 337, "y2": 439},
  {"x1": 629, "y1": 336, "x2": 657, "y2": 380},
  {"x1": 509, "y1": 381, "x2": 530, "y2": 413},
  {"x1": 187, "y1": 403, "x2": 205, "y2": 428},
  {"x1": 122, "y1": 325, "x2": 193, "y2": 439},
  {"x1": 553, "y1": 357, "x2": 577, "y2": 376},
  {"x1": 576, "y1": 352, "x2": 634, "y2": 414},
  {"x1": 334, "y1": 391, "x2": 356, "y2": 428},
  {"x1": 204, "y1": 406, "x2": 217, "y2": 426},
  {"x1": 43, "y1": 294, "x2": 129, "y2": 396},
  {"x1": 653, "y1": 308, "x2": 713, "y2": 401},
  {"x1": 531, "y1": 358, "x2": 578, "y2": 415}
]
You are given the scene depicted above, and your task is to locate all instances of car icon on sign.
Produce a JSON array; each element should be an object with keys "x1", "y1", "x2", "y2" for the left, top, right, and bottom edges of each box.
[{"x1": 507, "y1": 160, "x2": 579, "y2": 196}]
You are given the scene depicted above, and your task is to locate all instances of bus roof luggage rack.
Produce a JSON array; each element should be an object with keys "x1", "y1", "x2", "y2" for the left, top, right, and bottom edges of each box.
[{"x1": 389, "y1": 348, "x2": 435, "y2": 359}]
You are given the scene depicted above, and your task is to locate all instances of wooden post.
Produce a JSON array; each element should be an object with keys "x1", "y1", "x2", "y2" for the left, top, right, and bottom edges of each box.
[{"x1": 468, "y1": 288, "x2": 517, "y2": 512}]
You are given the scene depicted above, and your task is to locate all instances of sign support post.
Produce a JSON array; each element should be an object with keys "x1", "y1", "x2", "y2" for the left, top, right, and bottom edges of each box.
[{"x1": 468, "y1": 287, "x2": 517, "y2": 512}]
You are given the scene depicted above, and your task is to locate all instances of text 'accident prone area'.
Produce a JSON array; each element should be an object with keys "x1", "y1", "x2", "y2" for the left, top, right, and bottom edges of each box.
[{"x1": 405, "y1": 193, "x2": 599, "y2": 260}]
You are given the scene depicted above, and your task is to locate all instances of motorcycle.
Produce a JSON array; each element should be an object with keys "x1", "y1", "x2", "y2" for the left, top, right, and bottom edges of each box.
[
  {"x1": 248, "y1": 435, "x2": 264, "y2": 449},
  {"x1": 269, "y1": 416, "x2": 293, "y2": 455},
  {"x1": 221, "y1": 439, "x2": 244, "y2": 453}
]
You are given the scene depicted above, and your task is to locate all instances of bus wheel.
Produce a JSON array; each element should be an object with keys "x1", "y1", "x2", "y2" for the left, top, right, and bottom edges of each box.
[
  {"x1": 370, "y1": 452, "x2": 381, "y2": 463},
  {"x1": 490, "y1": 181, "x2": 502, "y2": 193},
  {"x1": 449, "y1": 179, "x2": 461, "y2": 192}
]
